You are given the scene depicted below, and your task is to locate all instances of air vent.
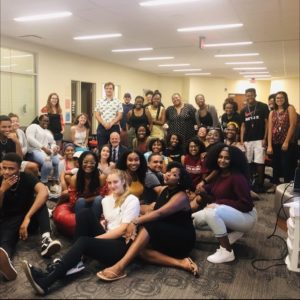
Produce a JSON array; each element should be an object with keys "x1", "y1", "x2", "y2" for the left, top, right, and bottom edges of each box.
[{"x1": 17, "y1": 35, "x2": 42, "y2": 39}]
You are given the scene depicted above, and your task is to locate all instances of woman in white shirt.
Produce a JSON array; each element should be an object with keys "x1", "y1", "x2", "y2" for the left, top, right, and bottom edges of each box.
[
  {"x1": 23, "y1": 169, "x2": 140, "y2": 295},
  {"x1": 26, "y1": 114, "x2": 60, "y2": 184},
  {"x1": 70, "y1": 113, "x2": 90, "y2": 152}
]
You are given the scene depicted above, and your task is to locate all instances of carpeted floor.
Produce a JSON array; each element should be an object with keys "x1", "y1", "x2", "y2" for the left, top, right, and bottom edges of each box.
[{"x1": 1, "y1": 193, "x2": 300, "y2": 299}]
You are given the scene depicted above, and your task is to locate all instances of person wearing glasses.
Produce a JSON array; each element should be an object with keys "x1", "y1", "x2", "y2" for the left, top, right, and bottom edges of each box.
[{"x1": 69, "y1": 151, "x2": 105, "y2": 219}]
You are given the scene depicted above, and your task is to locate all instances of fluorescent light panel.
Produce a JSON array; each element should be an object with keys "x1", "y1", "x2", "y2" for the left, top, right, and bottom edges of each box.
[
  {"x1": 178, "y1": 23, "x2": 243, "y2": 32},
  {"x1": 185, "y1": 73, "x2": 211, "y2": 75},
  {"x1": 233, "y1": 67, "x2": 267, "y2": 70},
  {"x1": 173, "y1": 68, "x2": 202, "y2": 72},
  {"x1": 244, "y1": 75, "x2": 271, "y2": 78},
  {"x1": 159, "y1": 63, "x2": 190, "y2": 67},
  {"x1": 140, "y1": 0, "x2": 201, "y2": 7},
  {"x1": 205, "y1": 41, "x2": 252, "y2": 47},
  {"x1": 74, "y1": 33, "x2": 122, "y2": 40},
  {"x1": 240, "y1": 71, "x2": 269, "y2": 74},
  {"x1": 14, "y1": 11, "x2": 72, "y2": 22},
  {"x1": 225, "y1": 61, "x2": 263, "y2": 65},
  {"x1": 112, "y1": 48, "x2": 153, "y2": 52},
  {"x1": 215, "y1": 53, "x2": 259, "y2": 57},
  {"x1": 139, "y1": 56, "x2": 174, "y2": 61},
  {"x1": 3, "y1": 54, "x2": 33, "y2": 59}
]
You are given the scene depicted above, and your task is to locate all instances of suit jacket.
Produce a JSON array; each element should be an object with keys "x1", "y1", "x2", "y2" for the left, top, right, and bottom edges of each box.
[{"x1": 110, "y1": 144, "x2": 128, "y2": 163}]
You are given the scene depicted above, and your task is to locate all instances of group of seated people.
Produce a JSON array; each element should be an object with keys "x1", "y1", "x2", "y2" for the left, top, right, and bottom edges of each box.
[{"x1": 0, "y1": 86, "x2": 298, "y2": 296}]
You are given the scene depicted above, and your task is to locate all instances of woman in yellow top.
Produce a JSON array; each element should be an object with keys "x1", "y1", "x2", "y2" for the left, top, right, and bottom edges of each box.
[
  {"x1": 116, "y1": 150, "x2": 148, "y2": 199},
  {"x1": 147, "y1": 90, "x2": 166, "y2": 140}
]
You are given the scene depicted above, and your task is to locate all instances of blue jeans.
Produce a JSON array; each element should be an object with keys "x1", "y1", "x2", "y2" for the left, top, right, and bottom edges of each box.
[
  {"x1": 74, "y1": 195, "x2": 103, "y2": 219},
  {"x1": 32, "y1": 150, "x2": 59, "y2": 183},
  {"x1": 192, "y1": 205, "x2": 257, "y2": 238}
]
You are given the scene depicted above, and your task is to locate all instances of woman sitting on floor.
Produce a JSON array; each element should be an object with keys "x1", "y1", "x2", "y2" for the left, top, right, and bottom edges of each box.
[
  {"x1": 97, "y1": 161, "x2": 199, "y2": 282},
  {"x1": 116, "y1": 150, "x2": 147, "y2": 199},
  {"x1": 22, "y1": 169, "x2": 140, "y2": 295},
  {"x1": 192, "y1": 143, "x2": 257, "y2": 264},
  {"x1": 69, "y1": 151, "x2": 105, "y2": 218}
]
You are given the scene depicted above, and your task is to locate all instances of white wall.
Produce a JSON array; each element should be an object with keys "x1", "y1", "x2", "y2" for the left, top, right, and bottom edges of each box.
[{"x1": 1, "y1": 36, "x2": 299, "y2": 134}]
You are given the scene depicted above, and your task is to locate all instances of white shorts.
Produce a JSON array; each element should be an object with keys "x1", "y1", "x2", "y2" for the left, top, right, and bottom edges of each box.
[{"x1": 244, "y1": 140, "x2": 265, "y2": 164}]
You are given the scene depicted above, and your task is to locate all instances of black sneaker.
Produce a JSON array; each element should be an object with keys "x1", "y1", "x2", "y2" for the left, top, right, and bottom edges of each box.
[
  {"x1": 46, "y1": 258, "x2": 85, "y2": 276},
  {"x1": 41, "y1": 237, "x2": 62, "y2": 258},
  {"x1": 46, "y1": 258, "x2": 62, "y2": 273},
  {"x1": 0, "y1": 247, "x2": 17, "y2": 281},
  {"x1": 22, "y1": 260, "x2": 48, "y2": 295}
]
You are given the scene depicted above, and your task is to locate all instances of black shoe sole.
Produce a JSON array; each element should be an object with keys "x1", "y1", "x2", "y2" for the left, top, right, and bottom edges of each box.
[{"x1": 22, "y1": 260, "x2": 46, "y2": 295}]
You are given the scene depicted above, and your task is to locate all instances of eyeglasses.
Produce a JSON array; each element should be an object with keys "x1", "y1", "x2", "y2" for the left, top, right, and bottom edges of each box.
[{"x1": 82, "y1": 161, "x2": 96, "y2": 166}]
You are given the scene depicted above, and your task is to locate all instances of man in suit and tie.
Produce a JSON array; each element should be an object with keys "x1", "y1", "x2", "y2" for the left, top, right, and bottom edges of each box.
[{"x1": 109, "y1": 132, "x2": 128, "y2": 164}]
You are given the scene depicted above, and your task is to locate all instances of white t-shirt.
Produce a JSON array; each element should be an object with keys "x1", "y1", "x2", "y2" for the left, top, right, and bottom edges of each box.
[{"x1": 102, "y1": 194, "x2": 140, "y2": 232}]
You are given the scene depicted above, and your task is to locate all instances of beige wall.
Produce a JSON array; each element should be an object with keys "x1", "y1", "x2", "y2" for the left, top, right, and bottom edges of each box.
[{"x1": 1, "y1": 36, "x2": 299, "y2": 135}]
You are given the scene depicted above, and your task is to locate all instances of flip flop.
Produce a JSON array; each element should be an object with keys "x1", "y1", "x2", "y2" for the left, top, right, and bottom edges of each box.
[
  {"x1": 186, "y1": 257, "x2": 200, "y2": 277},
  {"x1": 96, "y1": 270, "x2": 127, "y2": 282}
]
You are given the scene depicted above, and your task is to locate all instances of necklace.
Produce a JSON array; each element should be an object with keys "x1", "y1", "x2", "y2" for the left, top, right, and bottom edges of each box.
[
  {"x1": 0, "y1": 138, "x2": 8, "y2": 145},
  {"x1": 247, "y1": 103, "x2": 257, "y2": 128}
]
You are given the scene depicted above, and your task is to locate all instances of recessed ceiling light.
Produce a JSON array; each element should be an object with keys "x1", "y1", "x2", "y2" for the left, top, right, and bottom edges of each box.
[
  {"x1": 205, "y1": 41, "x2": 252, "y2": 47},
  {"x1": 73, "y1": 33, "x2": 122, "y2": 40},
  {"x1": 158, "y1": 63, "x2": 190, "y2": 67},
  {"x1": 173, "y1": 68, "x2": 202, "y2": 72},
  {"x1": 185, "y1": 73, "x2": 211, "y2": 75},
  {"x1": 225, "y1": 61, "x2": 264, "y2": 65},
  {"x1": 240, "y1": 71, "x2": 269, "y2": 74},
  {"x1": 14, "y1": 11, "x2": 72, "y2": 22},
  {"x1": 233, "y1": 67, "x2": 267, "y2": 70},
  {"x1": 112, "y1": 48, "x2": 153, "y2": 52},
  {"x1": 215, "y1": 53, "x2": 259, "y2": 57},
  {"x1": 140, "y1": 0, "x2": 201, "y2": 7},
  {"x1": 177, "y1": 23, "x2": 243, "y2": 32},
  {"x1": 139, "y1": 56, "x2": 174, "y2": 61}
]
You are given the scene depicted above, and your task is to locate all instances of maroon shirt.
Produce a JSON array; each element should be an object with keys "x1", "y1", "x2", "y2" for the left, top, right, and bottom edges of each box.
[{"x1": 206, "y1": 172, "x2": 254, "y2": 212}]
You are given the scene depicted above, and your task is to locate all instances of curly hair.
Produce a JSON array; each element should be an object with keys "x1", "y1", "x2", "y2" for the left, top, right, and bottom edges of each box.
[
  {"x1": 148, "y1": 138, "x2": 166, "y2": 152},
  {"x1": 166, "y1": 161, "x2": 193, "y2": 191},
  {"x1": 205, "y1": 143, "x2": 250, "y2": 179},
  {"x1": 166, "y1": 133, "x2": 183, "y2": 151},
  {"x1": 116, "y1": 150, "x2": 147, "y2": 183},
  {"x1": 76, "y1": 151, "x2": 100, "y2": 194},
  {"x1": 185, "y1": 137, "x2": 206, "y2": 156}
]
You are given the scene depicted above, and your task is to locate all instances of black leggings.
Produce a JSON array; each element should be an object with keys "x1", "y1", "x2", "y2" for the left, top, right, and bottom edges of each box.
[{"x1": 49, "y1": 208, "x2": 130, "y2": 281}]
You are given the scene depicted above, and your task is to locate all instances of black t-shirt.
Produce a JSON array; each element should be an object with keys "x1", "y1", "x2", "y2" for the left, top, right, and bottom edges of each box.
[
  {"x1": 221, "y1": 112, "x2": 242, "y2": 130},
  {"x1": 164, "y1": 147, "x2": 183, "y2": 163},
  {"x1": 240, "y1": 101, "x2": 269, "y2": 141},
  {"x1": 0, "y1": 172, "x2": 39, "y2": 218},
  {"x1": 0, "y1": 139, "x2": 16, "y2": 162}
]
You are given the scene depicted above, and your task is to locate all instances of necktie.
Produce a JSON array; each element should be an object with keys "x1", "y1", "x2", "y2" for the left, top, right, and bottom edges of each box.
[{"x1": 112, "y1": 148, "x2": 116, "y2": 162}]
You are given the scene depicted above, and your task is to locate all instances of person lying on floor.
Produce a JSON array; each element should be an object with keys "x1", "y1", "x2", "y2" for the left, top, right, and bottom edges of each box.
[
  {"x1": 0, "y1": 153, "x2": 61, "y2": 281},
  {"x1": 22, "y1": 169, "x2": 140, "y2": 295},
  {"x1": 97, "y1": 161, "x2": 199, "y2": 282},
  {"x1": 192, "y1": 144, "x2": 257, "y2": 264}
]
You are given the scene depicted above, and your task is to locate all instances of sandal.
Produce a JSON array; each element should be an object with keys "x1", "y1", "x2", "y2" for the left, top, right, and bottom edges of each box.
[
  {"x1": 97, "y1": 269, "x2": 127, "y2": 282},
  {"x1": 185, "y1": 257, "x2": 199, "y2": 277}
]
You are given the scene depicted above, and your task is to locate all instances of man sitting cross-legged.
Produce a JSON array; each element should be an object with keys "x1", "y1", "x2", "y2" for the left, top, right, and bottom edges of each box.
[{"x1": 0, "y1": 153, "x2": 61, "y2": 281}]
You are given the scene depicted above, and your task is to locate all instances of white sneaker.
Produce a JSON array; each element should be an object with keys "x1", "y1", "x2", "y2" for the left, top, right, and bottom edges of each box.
[
  {"x1": 41, "y1": 237, "x2": 62, "y2": 258},
  {"x1": 207, "y1": 246, "x2": 235, "y2": 264},
  {"x1": 228, "y1": 231, "x2": 244, "y2": 245}
]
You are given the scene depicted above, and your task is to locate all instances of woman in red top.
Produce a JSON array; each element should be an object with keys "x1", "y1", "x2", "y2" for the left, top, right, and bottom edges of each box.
[
  {"x1": 192, "y1": 144, "x2": 257, "y2": 264},
  {"x1": 267, "y1": 91, "x2": 298, "y2": 183},
  {"x1": 41, "y1": 93, "x2": 64, "y2": 150}
]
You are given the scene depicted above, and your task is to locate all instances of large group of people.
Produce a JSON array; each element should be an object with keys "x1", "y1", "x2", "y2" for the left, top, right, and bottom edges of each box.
[{"x1": 0, "y1": 82, "x2": 299, "y2": 295}]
